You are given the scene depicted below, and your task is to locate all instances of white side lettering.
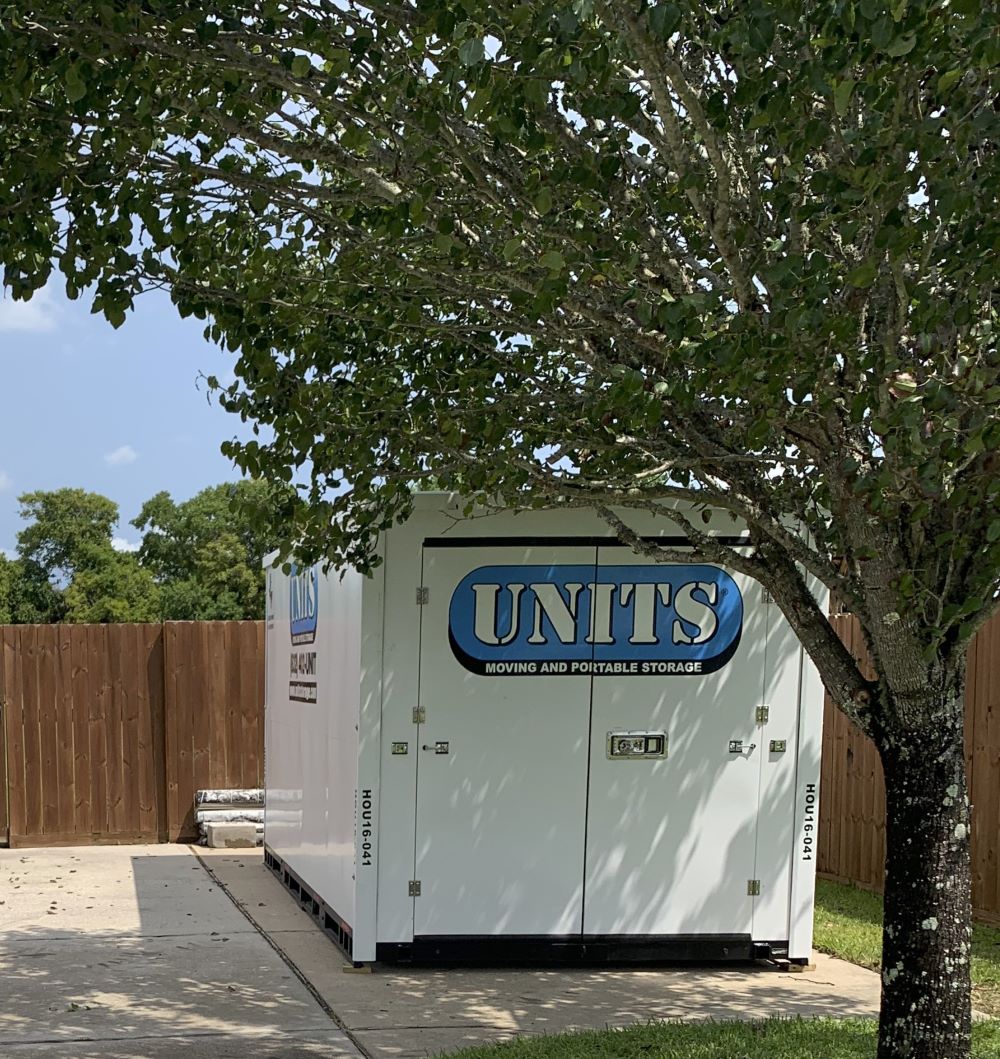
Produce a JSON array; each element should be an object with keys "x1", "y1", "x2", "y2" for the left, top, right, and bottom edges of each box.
[
  {"x1": 472, "y1": 583, "x2": 524, "y2": 645},
  {"x1": 527, "y1": 583, "x2": 583, "y2": 644},
  {"x1": 585, "y1": 582, "x2": 616, "y2": 644},
  {"x1": 618, "y1": 583, "x2": 671, "y2": 644},
  {"x1": 672, "y1": 581, "x2": 719, "y2": 644}
]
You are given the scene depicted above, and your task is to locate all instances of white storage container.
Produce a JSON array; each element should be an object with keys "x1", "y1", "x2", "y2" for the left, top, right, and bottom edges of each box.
[{"x1": 264, "y1": 495, "x2": 823, "y2": 965}]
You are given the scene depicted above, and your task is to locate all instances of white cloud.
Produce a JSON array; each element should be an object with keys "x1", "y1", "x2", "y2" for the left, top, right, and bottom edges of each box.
[
  {"x1": 0, "y1": 470, "x2": 10, "y2": 492},
  {"x1": 0, "y1": 287, "x2": 58, "y2": 333},
  {"x1": 105, "y1": 445, "x2": 138, "y2": 466},
  {"x1": 112, "y1": 537, "x2": 141, "y2": 553}
]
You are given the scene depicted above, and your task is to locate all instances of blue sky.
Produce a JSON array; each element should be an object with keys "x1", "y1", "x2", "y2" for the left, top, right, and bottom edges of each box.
[{"x1": 0, "y1": 284, "x2": 254, "y2": 556}]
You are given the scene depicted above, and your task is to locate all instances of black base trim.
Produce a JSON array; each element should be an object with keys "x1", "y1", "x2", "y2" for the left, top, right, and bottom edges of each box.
[
  {"x1": 265, "y1": 846, "x2": 791, "y2": 969},
  {"x1": 376, "y1": 933, "x2": 765, "y2": 966},
  {"x1": 265, "y1": 846, "x2": 354, "y2": 960}
]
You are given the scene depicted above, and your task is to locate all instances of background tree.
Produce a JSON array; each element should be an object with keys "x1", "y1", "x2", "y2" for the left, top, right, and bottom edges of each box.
[
  {"x1": 0, "y1": 553, "x2": 60, "y2": 624},
  {"x1": 13, "y1": 489, "x2": 159, "y2": 622},
  {"x1": 2, "y1": 4, "x2": 999, "y2": 1057},
  {"x1": 132, "y1": 480, "x2": 289, "y2": 620},
  {"x1": 17, "y1": 489, "x2": 119, "y2": 588},
  {"x1": 62, "y1": 545, "x2": 162, "y2": 623}
]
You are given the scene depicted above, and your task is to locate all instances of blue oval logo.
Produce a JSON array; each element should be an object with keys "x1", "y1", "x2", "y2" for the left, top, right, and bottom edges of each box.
[
  {"x1": 448, "y1": 564, "x2": 743, "y2": 676},
  {"x1": 289, "y1": 564, "x2": 320, "y2": 646}
]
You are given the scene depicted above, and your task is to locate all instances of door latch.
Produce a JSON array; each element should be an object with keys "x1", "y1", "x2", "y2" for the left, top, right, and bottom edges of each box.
[
  {"x1": 422, "y1": 741, "x2": 450, "y2": 754},
  {"x1": 729, "y1": 740, "x2": 757, "y2": 754}
]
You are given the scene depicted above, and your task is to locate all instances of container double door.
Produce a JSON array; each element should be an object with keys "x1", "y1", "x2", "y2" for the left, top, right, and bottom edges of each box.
[{"x1": 412, "y1": 542, "x2": 773, "y2": 939}]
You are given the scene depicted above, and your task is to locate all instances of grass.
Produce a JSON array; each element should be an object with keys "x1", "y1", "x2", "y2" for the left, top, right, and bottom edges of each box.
[
  {"x1": 443, "y1": 1019, "x2": 1000, "y2": 1057},
  {"x1": 814, "y1": 878, "x2": 1000, "y2": 1017}
]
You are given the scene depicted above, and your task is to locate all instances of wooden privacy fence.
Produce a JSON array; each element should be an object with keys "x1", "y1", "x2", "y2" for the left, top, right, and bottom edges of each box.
[
  {"x1": 0, "y1": 622, "x2": 263, "y2": 847},
  {"x1": 819, "y1": 611, "x2": 1000, "y2": 921}
]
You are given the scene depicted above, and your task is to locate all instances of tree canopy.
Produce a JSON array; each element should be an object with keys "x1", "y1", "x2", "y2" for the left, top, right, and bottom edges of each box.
[
  {"x1": 1, "y1": 3, "x2": 998, "y2": 1056},
  {"x1": 2, "y1": 482, "x2": 280, "y2": 622},
  {"x1": 132, "y1": 480, "x2": 289, "y2": 619},
  {"x1": 17, "y1": 488, "x2": 119, "y2": 586},
  {"x1": 1, "y1": 2, "x2": 997, "y2": 680}
]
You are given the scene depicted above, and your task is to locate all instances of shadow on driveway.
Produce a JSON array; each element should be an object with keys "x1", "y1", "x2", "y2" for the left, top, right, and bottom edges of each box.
[{"x1": 0, "y1": 845, "x2": 358, "y2": 1058}]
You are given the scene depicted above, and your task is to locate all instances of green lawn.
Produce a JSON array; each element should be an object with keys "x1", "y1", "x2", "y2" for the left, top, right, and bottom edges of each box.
[
  {"x1": 443, "y1": 1019, "x2": 1000, "y2": 1058},
  {"x1": 814, "y1": 878, "x2": 1000, "y2": 1017}
]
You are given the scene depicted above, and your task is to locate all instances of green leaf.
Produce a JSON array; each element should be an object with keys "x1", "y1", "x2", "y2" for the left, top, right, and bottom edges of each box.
[
  {"x1": 291, "y1": 55, "x2": 312, "y2": 77},
  {"x1": 64, "y1": 65, "x2": 87, "y2": 103},
  {"x1": 458, "y1": 38, "x2": 486, "y2": 66},
  {"x1": 833, "y1": 78, "x2": 854, "y2": 117},
  {"x1": 502, "y1": 237, "x2": 521, "y2": 261},
  {"x1": 466, "y1": 85, "x2": 491, "y2": 120},
  {"x1": 647, "y1": 3, "x2": 681, "y2": 39},
  {"x1": 535, "y1": 187, "x2": 553, "y2": 215},
  {"x1": 938, "y1": 68, "x2": 963, "y2": 92},
  {"x1": 539, "y1": 250, "x2": 565, "y2": 273},
  {"x1": 847, "y1": 260, "x2": 878, "y2": 288},
  {"x1": 886, "y1": 33, "x2": 916, "y2": 57}
]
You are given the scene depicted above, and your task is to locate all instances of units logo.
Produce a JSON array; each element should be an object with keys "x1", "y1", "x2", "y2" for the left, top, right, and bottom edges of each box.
[
  {"x1": 290, "y1": 564, "x2": 320, "y2": 646},
  {"x1": 448, "y1": 564, "x2": 743, "y2": 676},
  {"x1": 289, "y1": 564, "x2": 319, "y2": 704}
]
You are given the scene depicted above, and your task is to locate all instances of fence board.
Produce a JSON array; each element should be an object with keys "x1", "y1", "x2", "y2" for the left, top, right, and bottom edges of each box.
[
  {"x1": 0, "y1": 629, "x2": 10, "y2": 844},
  {"x1": 0, "y1": 622, "x2": 263, "y2": 847},
  {"x1": 69, "y1": 625, "x2": 90, "y2": 836},
  {"x1": 21, "y1": 627, "x2": 43, "y2": 839},
  {"x1": 3, "y1": 627, "x2": 25, "y2": 846},
  {"x1": 165, "y1": 623, "x2": 196, "y2": 840},
  {"x1": 819, "y1": 610, "x2": 1000, "y2": 919},
  {"x1": 55, "y1": 625, "x2": 75, "y2": 837}
]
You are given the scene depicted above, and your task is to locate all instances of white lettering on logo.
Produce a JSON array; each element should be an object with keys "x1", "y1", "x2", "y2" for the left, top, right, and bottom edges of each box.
[
  {"x1": 618, "y1": 583, "x2": 672, "y2": 644},
  {"x1": 672, "y1": 581, "x2": 719, "y2": 644},
  {"x1": 585, "y1": 581, "x2": 616, "y2": 644},
  {"x1": 472, "y1": 582, "x2": 525, "y2": 644},
  {"x1": 527, "y1": 582, "x2": 583, "y2": 644}
]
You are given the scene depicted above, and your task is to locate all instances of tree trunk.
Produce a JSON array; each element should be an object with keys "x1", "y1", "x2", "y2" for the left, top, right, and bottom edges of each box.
[{"x1": 876, "y1": 688, "x2": 972, "y2": 1059}]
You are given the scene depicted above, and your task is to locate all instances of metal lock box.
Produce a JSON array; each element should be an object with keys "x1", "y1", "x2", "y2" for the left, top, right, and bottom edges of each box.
[{"x1": 607, "y1": 731, "x2": 668, "y2": 759}]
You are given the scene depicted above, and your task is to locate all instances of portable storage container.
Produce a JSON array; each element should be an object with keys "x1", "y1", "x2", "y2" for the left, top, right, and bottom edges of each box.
[{"x1": 264, "y1": 495, "x2": 824, "y2": 965}]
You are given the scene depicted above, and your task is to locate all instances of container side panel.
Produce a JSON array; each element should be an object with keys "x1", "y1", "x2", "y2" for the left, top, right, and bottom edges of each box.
[
  {"x1": 375, "y1": 527, "x2": 423, "y2": 945},
  {"x1": 354, "y1": 539, "x2": 387, "y2": 961},
  {"x1": 788, "y1": 647, "x2": 824, "y2": 959},
  {"x1": 264, "y1": 569, "x2": 296, "y2": 854},
  {"x1": 323, "y1": 564, "x2": 363, "y2": 926},
  {"x1": 749, "y1": 600, "x2": 803, "y2": 942},
  {"x1": 265, "y1": 562, "x2": 362, "y2": 927}
]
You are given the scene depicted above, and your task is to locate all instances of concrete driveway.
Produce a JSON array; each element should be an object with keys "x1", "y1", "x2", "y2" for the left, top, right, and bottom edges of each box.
[
  {"x1": 0, "y1": 845, "x2": 359, "y2": 1058},
  {"x1": 1, "y1": 845, "x2": 882, "y2": 1059},
  {"x1": 203, "y1": 849, "x2": 881, "y2": 1058}
]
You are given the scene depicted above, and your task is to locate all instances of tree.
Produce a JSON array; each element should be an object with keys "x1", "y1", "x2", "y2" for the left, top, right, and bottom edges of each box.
[
  {"x1": 17, "y1": 489, "x2": 119, "y2": 586},
  {"x1": 1, "y1": 4, "x2": 998, "y2": 1056},
  {"x1": 14, "y1": 489, "x2": 159, "y2": 623},
  {"x1": 0, "y1": 553, "x2": 61, "y2": 624},
  {"x1": 62, "y1": 546, "x2": 161, "y2": 623},
  {"x1": 132, "y1": 481, "x2": 289, "y2": 619}
]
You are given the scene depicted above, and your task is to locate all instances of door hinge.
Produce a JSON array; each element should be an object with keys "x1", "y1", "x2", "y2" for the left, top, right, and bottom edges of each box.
[
  {"x1": 412, "y1": 706, "x2": 426, "y2": 724},
  {"x1": 762, "y1": 589, "x2": 773, "y2": 605},
  {"x1": 747, "y1": 879, "x2": 761, "y2": 896},
  {"x1": 408, "y1": 880, "x2": 421, "y2": 897},
  {"x1": 756, "y1": 705, "x2": 769, "y2": 724},
  {"x1": 416, "y1": 586, "x2": 429, "y2": 605}
]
